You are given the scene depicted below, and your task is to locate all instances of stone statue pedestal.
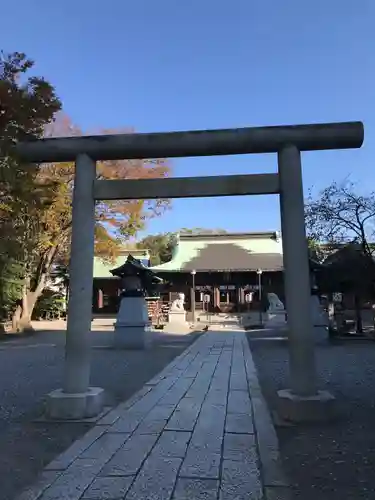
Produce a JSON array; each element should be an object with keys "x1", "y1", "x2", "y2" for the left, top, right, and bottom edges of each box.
[
  {"x1": 168, "y1": 310, "x2": 187, "y2": 325},
  {"x1": 165, "y1": 310, "x2": 190, "y2": 335},
  {"x1": 113, "y1": 296, "x2": 149, "y2": 349},
  {"x1": 311, "y1": 295, "x2": 329, "y2": 344},
  {"x1": 165, "y1": 293, "x2": 189, "y2": 333},
  {"x1": 265, "y1": 310, "x2": 287, "y2": 328},
  {"x1": 311, "y1": 295, "x2": 328, "y2": 326}
]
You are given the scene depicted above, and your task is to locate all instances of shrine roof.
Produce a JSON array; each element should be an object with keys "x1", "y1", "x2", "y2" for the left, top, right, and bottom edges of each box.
[
  {"x1": 93, "y1": 249, "x2": 150, "y2": 279},
  {"x1": 151, "y1": 231, "x2": 284, "y2": 272}
]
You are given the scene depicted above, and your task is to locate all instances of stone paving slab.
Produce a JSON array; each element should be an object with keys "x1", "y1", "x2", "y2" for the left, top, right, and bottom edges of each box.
[
  {"x1": 16, "y1": 331, "x2": 292, "y2": 500},
  {"x1": 173, "y1": 478, "x2": 219, "y2": 500},
  {"x1": 82, "y1": 476, "x2": 134, "y2": 499}
]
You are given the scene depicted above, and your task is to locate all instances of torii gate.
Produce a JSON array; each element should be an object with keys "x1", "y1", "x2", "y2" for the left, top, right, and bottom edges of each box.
[{"x1": 16, "y1": 121, "x2": 364, "y2": 421}]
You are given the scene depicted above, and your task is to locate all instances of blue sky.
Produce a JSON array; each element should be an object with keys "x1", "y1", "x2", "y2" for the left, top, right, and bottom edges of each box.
[{"x1": 1, "y1": 0, "x2": 373, "y2": 236}]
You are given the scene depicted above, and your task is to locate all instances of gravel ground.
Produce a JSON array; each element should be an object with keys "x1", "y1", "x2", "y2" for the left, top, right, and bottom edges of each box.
[
  {"x1": 248, "y1": 335, "x2": 375, "y2": 500},
  {"x1": 0, "y1": 329, "x2": 194, "y2": 500}
]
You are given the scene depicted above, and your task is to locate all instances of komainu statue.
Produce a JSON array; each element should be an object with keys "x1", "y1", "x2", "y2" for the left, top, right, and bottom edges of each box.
[
  {"x1": 267, "y1": 292, "x2": 285, "y2": 312},
  {"x1": 170, "y1": 293, "x2": 185, "y2": 311}
]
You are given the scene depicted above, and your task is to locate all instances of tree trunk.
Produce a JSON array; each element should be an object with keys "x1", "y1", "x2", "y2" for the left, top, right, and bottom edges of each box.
[
  {"x1": 11, "y1": 289, "x2": 40, "y2": 332},
  {"x1": 11, "y1": 246, "x2": 58, "y2": 332},
  {"x1": 354, "y1": 294, "x2": 363, "y2": 333}
]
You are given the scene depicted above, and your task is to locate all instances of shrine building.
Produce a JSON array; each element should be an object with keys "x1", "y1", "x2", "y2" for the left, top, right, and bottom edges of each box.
[{"x1": 92, "y1": 231, "x2": 286, "y2": 314}]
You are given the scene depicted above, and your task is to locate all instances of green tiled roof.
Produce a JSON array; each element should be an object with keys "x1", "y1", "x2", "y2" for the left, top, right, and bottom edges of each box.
[
  {"x1": 93, "y1": 250, "x2": 150, "y2": 278},
  {"x1": 151, "y1": 232, "x2": 283, "y2": 272},
  {"x1": 93, "y1": 257, "x2": 123, "y2": 278}
]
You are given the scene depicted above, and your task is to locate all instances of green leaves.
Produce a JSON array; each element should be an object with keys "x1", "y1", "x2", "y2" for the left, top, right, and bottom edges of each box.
[
  {"x1": 0, "y1": 52, "x2": 172, "y2": 326},
  {"x1": 137, "y1": 233, "x2": 177, "y2": 266},
  {"x1": 0, "y1": 52, "x2": 60, "y2": 144},
  {"x1": 0, "y1": 256, "x2": 24, "y2": 321},
  {"x1": 0, "y1": 51, "x2": 61, "y2": 323}
]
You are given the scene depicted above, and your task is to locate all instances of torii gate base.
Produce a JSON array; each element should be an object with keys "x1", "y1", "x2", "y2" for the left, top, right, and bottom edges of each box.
[
  {"x1": 277, "y1": 388, "x2": 335, "y2": 422},
  {"x1": 47, "y1": 387, "x2": 105, "y2": 420},
  {"x1": 16, "y1": 121, "x2": 364, "y2": 422}
]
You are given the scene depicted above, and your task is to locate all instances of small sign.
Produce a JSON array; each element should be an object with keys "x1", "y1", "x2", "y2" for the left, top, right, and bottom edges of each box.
[
  {"x1": 333, "y1": 293, "x2": 342, "y2": 303},
  {"x1": 203, "y1": 294, "x2": 211, "y2": 303},
  {"x1": 219, "y1": 285, "x2": 236, "y2": 291},
  {"x1": 245, "y1": 293, "x2": 253, "y2": 303}
]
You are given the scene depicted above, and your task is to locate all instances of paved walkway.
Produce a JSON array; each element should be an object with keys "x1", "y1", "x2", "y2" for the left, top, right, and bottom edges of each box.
[{"x1": 17, "y1": 331, "x2": 291, "y2": 500}]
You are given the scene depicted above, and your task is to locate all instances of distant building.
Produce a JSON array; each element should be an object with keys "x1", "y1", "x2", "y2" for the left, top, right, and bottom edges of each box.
[
  {"x1": 151, "y1": 231, "x2": 284, "y2": 313},
  {"x1": 92, "y1": 248, "x2": 150, "y2": 314},
  {"x1": 92, "y1": 232, "x2": 288, "y2": 314}
]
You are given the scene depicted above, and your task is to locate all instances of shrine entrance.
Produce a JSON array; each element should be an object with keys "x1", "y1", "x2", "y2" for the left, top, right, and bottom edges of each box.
[
  {"x1": 217, "y1": 286, "x2": 236, "y2": 313},
  {"x1": 16, "y1": 120, "x2": 364, "y2": 420}
]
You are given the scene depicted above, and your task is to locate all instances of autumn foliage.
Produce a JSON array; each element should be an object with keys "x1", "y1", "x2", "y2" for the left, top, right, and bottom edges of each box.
[
  {"x1": 0, "y1": 51, "x2": 171, "y2": 331},
  {"x1": 40, "y1": 114, "x2": 171, "y2": 263}
]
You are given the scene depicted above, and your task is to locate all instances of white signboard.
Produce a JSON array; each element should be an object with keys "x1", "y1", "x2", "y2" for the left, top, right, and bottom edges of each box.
[
  {"x1": 203, "y1": 294, "x2": 211, "y2": 303},
  {"x1": 245, "y1": 293, "x2": 253, "y2": 303}
]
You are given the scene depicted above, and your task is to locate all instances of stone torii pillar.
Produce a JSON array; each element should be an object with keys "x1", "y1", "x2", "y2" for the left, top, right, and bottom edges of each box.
[
  {"x1": 47, "y1": 154, "x2": 104, "y2": 419},
  {"x1": 277, "y1": 146, "x2": 335, "y2": 421}
]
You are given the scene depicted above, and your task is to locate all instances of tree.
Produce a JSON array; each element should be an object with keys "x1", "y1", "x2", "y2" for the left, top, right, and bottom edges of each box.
[
  {"x1": 305, "y1": 179, "x2": 375, "y2": 256},
  {"x1": 1, "y1": 53, "x2": 172, "y2": 331},
  {"x1": 11, "y1": 115, "x2": 172, "y2": 331},
  {"x1": 137, "y1": 233, "x2": 177, "y2": 265},
  {"x1": 50, "y1": 262, "x2": 70, "y2": 305},
  {"x1": 137, "y1": 228, "x2": 229, "y2": 266},
  {"x1": 0, "y1": 51, "x2": 61, "y2": 329},
  {"x1": 305, "y1": 179, "x2": 375, "y2": 332},
  {"x1": 0, "y1": 257, "x2": 24, "y2": 329},
  {"x1": 307, "y1": 237, "x2": 326, "y2": 264}
]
